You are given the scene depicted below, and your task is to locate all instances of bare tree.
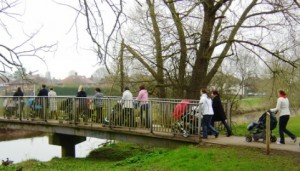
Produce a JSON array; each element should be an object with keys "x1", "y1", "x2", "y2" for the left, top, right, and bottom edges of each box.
[
  {"x1": 75, "y1": 0, "x2": 300, "y2": 99},
  {"x1": 0, "y1": 0, "x2": 56, "y2": 81}
]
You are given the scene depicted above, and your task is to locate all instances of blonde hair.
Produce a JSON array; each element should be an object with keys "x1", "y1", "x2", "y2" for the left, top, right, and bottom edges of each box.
[{"x1": 78, "y1": 85, "x2": 83, "y2": 92}]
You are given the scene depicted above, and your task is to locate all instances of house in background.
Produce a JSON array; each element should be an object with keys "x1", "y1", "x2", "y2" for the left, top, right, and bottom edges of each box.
[{"x1": 60, "y1": 72, "x2": 96, "y2": 87}]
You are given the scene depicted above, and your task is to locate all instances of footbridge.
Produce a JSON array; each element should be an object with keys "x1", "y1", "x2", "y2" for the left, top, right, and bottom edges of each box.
[{"x1": 0, "y1": 96, "x2": 231, "y2": 157}]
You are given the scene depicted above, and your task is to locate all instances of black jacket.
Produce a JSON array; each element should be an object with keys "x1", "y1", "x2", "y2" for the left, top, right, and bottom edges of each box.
[
  {"x1": 76, "y1": 91, "x2": 87, "y2": 109},
  {"x1": 76, "y1": 91, "x2": 87, "y2": 97},
  {"x1": 212, "y1": 95, "x2": 227, "y2": 121},
  {"x1": 13, "y1": 90, "x2": 24, "y2": 101},
  {"x1": 38, "y1": 88, "x2": 48, "y2": 96}
]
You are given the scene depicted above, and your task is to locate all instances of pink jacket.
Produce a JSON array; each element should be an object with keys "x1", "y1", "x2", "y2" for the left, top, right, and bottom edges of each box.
[{"x1": 136, "y1": 89, "x2": 148, "y2": 104}]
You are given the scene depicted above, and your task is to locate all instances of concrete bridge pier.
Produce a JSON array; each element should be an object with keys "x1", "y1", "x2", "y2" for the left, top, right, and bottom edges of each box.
[{"x1": 49, "y1": 133, "x2": 86, "y2": 157}]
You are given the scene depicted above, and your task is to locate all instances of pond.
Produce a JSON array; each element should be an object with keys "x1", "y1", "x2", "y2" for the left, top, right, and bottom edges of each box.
[{"x1": 0, "y1": 136, "x2": 106, "y2": 163}]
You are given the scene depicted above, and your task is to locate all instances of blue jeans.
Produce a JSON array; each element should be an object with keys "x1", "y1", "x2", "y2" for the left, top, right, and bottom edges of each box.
[{"x1": 202, "y1": 115, "x2": 218, "y2": 138}]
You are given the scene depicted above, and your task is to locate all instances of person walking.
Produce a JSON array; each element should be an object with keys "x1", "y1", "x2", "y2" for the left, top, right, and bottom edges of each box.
[
  {"x1": 38, "y1": 84, "x2": 48, "y2": 96},
  {"x1": 94, "y1": 87, "x2": 104, "y2": 123},
  {"x1": 37, "y1": 84, "x2": 48, "y2": 120},
  {"x1": 13, "y1": 87, "x2": 24, "y2": 118},
  {"x1": 122, "y1": 86, "x2": 134, "y2": 127},
  {"x1": 211, "y1": 90, "x2": 232, "y2": 137},
  {"x1": 48, "y1": 87, "x2": 57, "y2": 119},
  {"x1": 76, "y1": 85, "x2": 87, "y2": 123},
  {"x1": 136, "y1": 85, "x2": 149, "y2": 128},
  {"x1": 199, "y1": 89, "x2": 218, "y2": 139},
  {"x1": 270, "y1": 90, "x2": 297, "y2": 145}
]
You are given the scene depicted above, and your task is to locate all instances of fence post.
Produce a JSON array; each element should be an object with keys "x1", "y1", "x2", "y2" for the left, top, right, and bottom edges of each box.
[
  {"x1": 17, "y1": 97, "x2": 21, "y2": 121},
  {"x1": 226, "y1": 102, "x2": 231, "y2": 127},
  {"x1": 149, "y1": 101, "x2": 153, "y2": 133},
  {"x1": 198, "y1": 104, "x2": 202, "y2": 142},
  {"x1": 266, "y1": 112, "x2": 271, "y2": 155},
  {"x1": 43, "y1": 97, "x2": 47, "y2": 122},
  {"x1": 72, "y1": 97, "x2": 76, "y2": 124}
]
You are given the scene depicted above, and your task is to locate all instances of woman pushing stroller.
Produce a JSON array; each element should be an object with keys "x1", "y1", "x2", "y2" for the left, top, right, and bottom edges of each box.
[{"x1": 270, "y1": 90, "x2": 297, "y2": 145}]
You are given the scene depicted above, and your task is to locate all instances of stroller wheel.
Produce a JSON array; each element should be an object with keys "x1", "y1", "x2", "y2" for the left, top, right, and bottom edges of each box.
[
  {"x1": 171, "y1": 127, "x2": 176, "y2": 136},
  {"x1": 253, "y1": 137, "x2": 259, "y2": 142},
  {"x1": 182, "y1": 130, "x2": 189, "y2": 138},
  {"x1": 270, "y1": 136, "x2": 277, "y2": 143},
  {"x1": 245, "y1": 136, "x2": 252, "y2": 142}
]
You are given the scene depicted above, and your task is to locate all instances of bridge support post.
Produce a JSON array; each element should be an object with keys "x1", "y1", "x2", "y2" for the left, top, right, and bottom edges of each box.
[{"x1": 49, "y1": 133, "x2": 86, "y2": 157}]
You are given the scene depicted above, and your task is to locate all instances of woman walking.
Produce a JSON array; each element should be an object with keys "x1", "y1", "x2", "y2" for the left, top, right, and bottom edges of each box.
[
  {"x1": 270, "y1": 90, "x2": 296, "y2": 144},
  {"x1": 136, "y1": 85, "x2": 149, "y2": 128},
  {"x1": 48, "y1": 87, "x2": 57, "y2": 119},
  {"x1": 122, "y1": 86, "x2": 134, "y2": 127},
  {"x1": 211, "y1": 90, "x2": 232, "y2": 137},
  {"x1": 199, "y1": 89, "x2": 218, "y2": 139},
  {"x1": 76, "y1": 85, "x2": 87, "y2": 123},
  {"x1": 94, "y1": 88, "x2": 104, "y2": 123}
]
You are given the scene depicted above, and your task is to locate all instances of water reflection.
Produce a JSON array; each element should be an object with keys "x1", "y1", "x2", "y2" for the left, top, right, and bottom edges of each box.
[{"x1": 0, "y1": 136, "x2": 106, "y2": 163}]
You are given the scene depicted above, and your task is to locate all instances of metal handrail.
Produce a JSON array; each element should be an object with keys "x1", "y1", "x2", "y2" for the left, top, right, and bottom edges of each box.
[{"x1": 0, "y1": 95, "x2": 231, "y2": 141}]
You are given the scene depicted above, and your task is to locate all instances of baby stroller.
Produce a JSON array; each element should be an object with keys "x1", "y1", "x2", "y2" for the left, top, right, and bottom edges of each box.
[
  {"x1": 3, "y1": 98, "x2": 17, "y2": 119},
  {"x1": 171, "y1": 100, "x2": 200, "y2": 137},
  {"x1": 103, "y1": 101, "x2": 123, "y2": 127},
  {"x1": 60, "y1": 98, "x2": 74, "y2": 120},
  {"x1": 26, "y1": 98, "x2": 42, "y2": 120},
  {"x1": 245, "y1": 111, "x2": 277, "y2": 143}
]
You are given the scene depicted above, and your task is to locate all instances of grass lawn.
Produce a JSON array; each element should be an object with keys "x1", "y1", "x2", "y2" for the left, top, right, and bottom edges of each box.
[{"x1": 1, "y1": 142, "x2": 299, "y2": 171}]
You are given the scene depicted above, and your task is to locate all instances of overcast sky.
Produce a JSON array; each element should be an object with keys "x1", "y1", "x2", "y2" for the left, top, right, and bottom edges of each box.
[{"x1": 5, "y1": 0, "x2": 101, "y2": 79}]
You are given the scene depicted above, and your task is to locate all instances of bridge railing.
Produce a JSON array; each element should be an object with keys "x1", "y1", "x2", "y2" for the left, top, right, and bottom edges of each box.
[{"x1": 0, "y1": 96, "x2": 230, "y2": 138}]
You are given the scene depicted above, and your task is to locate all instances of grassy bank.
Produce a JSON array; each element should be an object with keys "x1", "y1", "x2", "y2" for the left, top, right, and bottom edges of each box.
[{"x1": 1, "y1": 142, "x2": 300, "y2": 171}]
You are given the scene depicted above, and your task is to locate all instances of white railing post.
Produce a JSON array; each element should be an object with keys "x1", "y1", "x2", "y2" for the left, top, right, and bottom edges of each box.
[
  {"x1": 43, "y1": 97, "x2": 47, "y2": 122},
  {"x1": 72, "y1": 97, "x2": 76, "y2": 124},
  {"x1": 149, "y1": 101, "x2": 153, "y2": 133},
  {"x1": 198, "y1": 103, "x2": 202, "y2": 142}
]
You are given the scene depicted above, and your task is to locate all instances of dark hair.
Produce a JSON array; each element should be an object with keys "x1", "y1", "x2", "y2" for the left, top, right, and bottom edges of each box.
[
  {"x1": 42, "y1": 84, "x2": 46, "y2": 88},
  {"x1": 124, "y1": 86, "x2": 129, "y2": 91},
  {"x1": 17, "y1": 87, "x2": 21, "y2": 91},
  {"x1": 139, "y1": 85, "x2": 145, "y2": 90},
  {"x1": 212, "y1": 90, "x2": 220, "y2": 96},
  {"x1": 95, "y1": 88, "x2": 101, "y2": 92},
  {"x1": 50, "y1": 87, "x2": 54, "y2": 90}
]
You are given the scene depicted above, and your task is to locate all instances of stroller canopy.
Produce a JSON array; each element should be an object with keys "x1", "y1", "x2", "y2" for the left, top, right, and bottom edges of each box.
[
  {"x1": 172, "y1": 100, "x2": 190, "y2": 120},
  {"x1": 258, "y1": 111, "x2": 278, "y2": 130}
]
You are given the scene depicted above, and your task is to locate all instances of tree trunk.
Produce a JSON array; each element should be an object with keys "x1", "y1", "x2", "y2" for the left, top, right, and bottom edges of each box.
[
  {"x1": 147, "y1": 0, "x2": 166, "y2": 98},
  {"x1": 166, "y1": 2, "x2": 187, "y2": 98},
  {"x1": 187, "y1": 3, "x2": 217, "y2": 99},
  {"x1": 119, "y1": 39, "x2": 125, "y2": 93}
]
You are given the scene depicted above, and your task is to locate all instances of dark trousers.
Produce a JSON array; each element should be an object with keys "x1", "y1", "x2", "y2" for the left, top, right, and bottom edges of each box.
[
  {"x1": 123, "y1": 108, "x2": 134, "y2": 127},
  {"x1": 140, "y1": 104, "x2": 149, "y2": 128},
  {"x1": 279, "y1": 115, "x2": 295, "y2": 143},
  {"x1": 202, "y1": 115, "x2": 218, "y2": 138},
  {"x1": 212, "y1": 119, "x2": 232, "y2": 135},
  {"x1": 96, "y1": 107, "x2": 103, "y2": 123},
  {"x1": 220, "y1": 120, "x2": 232, "y2": 135}
]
